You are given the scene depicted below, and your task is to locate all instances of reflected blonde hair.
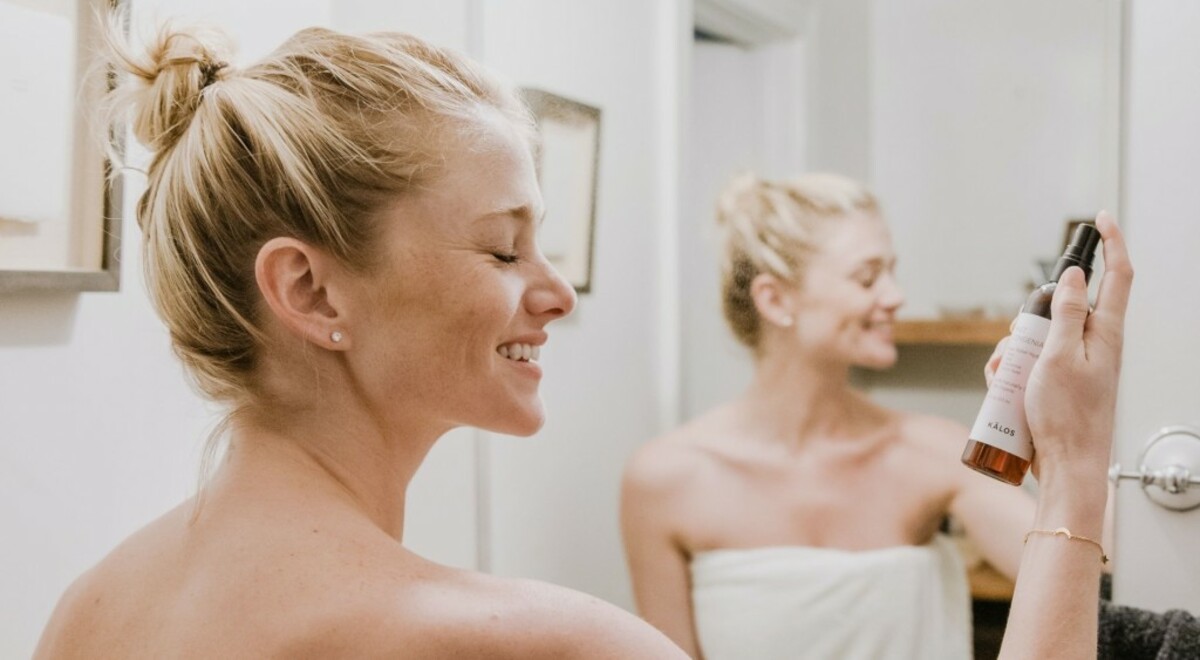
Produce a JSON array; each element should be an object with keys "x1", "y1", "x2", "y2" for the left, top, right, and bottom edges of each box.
[
  {"x1": 716, "y1": 172, "x2": 880, "y2": 351},
  {"x1": 103, "y1": 19, "x2": 534, "y2": 406}
]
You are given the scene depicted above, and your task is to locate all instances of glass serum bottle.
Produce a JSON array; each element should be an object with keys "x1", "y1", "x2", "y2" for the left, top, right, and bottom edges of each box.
[{"x1": 962, "y1": 223, "x2": 1102, "y2": 485}]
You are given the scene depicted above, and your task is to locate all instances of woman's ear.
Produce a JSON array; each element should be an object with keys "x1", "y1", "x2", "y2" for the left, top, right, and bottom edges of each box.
[
  {"x1": 750, "y1": 272, "x2": 797, "y2": 328},
  {"x1": 255, "y1": 237, "x2": 352, "y2": 350}
]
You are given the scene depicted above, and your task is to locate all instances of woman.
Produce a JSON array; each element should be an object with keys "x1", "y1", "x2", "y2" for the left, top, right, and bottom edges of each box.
[
  {"x1": 34, "y1": 21, "x2": 680, "y2": 658},
  {"x1": 621, "y1": 173, "x2": 1129, "y2": 659},
  {"x1": 35, "y1": 17, "x2": 1127, "y2": 659}
]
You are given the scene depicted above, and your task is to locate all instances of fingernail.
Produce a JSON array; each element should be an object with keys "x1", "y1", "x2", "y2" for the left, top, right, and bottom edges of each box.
[{"x1": 1060, "y1": 265, "x2": 1086, "y2": 288}]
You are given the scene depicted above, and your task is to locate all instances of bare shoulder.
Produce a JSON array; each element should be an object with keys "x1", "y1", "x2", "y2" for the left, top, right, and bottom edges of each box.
[
  {"x1": 33, "y1": 505, "x2": 192, "y2": 659},
  {"x1": 34, "y1": 564, "x2": 106, "y2": 659},
  {"x1": 36, "y1": 504, "x2": 681, "y2": 659},
  {"x1": 621, "y1": 409, "x2": 732, "y2": 504},
  {"x1": 896, "y1": 410, "x2": 971, "y2": 459},
  {"x1": 343, "y1": 566, "x2": 685, "y2": 659},
  {"x1": 869, "y1": 409, "x2": 968, "y2": 486}
]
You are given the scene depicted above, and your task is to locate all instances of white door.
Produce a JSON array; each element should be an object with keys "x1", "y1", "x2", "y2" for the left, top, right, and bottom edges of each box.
[{"x1": 1113, "y1": 0, "x2": 1200, "y2": 613}]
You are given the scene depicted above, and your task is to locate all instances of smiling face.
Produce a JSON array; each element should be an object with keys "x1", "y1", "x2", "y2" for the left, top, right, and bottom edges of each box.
[
  {"x1": 785, "y1": 212, "x2": 905, "y2": 369},
  {"x1": 343, "y1": 111, "x2": 576, "y2": 436}
]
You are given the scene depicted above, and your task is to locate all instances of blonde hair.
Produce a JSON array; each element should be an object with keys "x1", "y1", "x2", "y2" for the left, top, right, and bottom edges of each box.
[
  {"x1": 715, "y1": 172, "x2": 880, "y2": 350},
  {"x1": 103, "y1": 20, "x2": 534, "y2": 406}
]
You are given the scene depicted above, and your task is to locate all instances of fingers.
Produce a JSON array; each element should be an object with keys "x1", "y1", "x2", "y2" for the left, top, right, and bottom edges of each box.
[
  {"x1": 1044, "y1": 266, "x2": 1090, "y2": 356},
  {"x1": 1090, "y1": 211, "x2": 1134, "y2": 339}
]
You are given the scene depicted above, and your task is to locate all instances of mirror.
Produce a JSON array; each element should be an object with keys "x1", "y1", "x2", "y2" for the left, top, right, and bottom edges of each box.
[
  {"x1": 679, "y1": 1, "x2": 1122, "y2": 658},
  {"x1": 683, "y1": 0, "x2": 1122, "y2": 413}
]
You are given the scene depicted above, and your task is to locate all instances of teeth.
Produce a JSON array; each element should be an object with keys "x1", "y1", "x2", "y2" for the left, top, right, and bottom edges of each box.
[{"x1": 497, "y1": 342, "x2": 539, "y2": 362}]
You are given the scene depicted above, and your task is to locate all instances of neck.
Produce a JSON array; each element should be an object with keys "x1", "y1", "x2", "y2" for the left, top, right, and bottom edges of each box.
[
  {"x1": 212, "y1": 395, "x2": 448, "y2": 541},
  {"x1": 738, "y1": 348, "x2": 871, "y2": 446}
]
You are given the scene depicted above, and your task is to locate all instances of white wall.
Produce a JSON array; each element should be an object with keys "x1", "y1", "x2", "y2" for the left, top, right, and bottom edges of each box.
[
  {"x1": 477, "y1": 0, "x2": 687, "y2": 609},
  {"x1": 680, "y1": 38, "x2": 806, "y2": 419},
  {"x1": 332, "y1": 0, "x2": 471, "y2": 49},
  {"x1": 870, "y1": 0, "x2": 1114, "y2": 321},
  {"x1": 805, "y1": 0, "x2": 870, "y2": 182},
  {"x1": 806, "y1": 0, "x2": 1117, "y2": 431},
  {"x1": 1113, "y1": 0, "x2": 1200, "y2": 613}
]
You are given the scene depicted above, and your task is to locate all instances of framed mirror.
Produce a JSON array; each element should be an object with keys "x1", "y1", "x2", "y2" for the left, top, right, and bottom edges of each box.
[{"x1": 0, "y1": 0, "x2": 123, "y2": 293}]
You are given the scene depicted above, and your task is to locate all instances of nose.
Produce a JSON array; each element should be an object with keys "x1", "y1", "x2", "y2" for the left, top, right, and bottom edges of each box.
[
  {"x1": 879, "y1": 272, "x2": 905, "y2": 311},
  {"x1": 527, "y1": 257, "x2": 577, "y2": 320}
]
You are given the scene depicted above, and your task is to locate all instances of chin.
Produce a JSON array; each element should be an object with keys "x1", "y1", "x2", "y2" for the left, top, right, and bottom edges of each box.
[
  {"x1": 855, "y1": 349, "x2": 899, "y2": 370},
  {"x1": 482, "y1": 402, "x2": 546, "y2": 437}
]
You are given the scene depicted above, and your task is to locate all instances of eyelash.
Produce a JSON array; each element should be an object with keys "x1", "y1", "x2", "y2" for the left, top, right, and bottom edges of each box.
[
  {"x1": 857, "y1": 264, "x2": 895, "y2": 287},
  {"x1": 493, "y1": 251, "x2": 521, "y2": 265}
]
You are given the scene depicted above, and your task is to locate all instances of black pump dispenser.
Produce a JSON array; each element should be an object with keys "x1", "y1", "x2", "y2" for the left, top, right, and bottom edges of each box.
[{"x1": 1050, "y1": 224, "x2": 1102, "y2": 282}]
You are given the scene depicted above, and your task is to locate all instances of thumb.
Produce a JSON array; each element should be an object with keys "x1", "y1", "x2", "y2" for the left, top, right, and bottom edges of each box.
[{"x1": 1045, "y1": 266, "x2": 1090, "y2": 355}]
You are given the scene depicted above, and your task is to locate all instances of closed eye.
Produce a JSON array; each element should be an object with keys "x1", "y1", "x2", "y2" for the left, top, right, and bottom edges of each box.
[
  {"x1": 493, "y1": 252, "x2": 521, "y2": 265},
  {"x1": 853, "y1": 258, "x2": 895, "y2": 288},
  {"x1": 854, "y1": 268, "x2": 882, "y2": 287}
]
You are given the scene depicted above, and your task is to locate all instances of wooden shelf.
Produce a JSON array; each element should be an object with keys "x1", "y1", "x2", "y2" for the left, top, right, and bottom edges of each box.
[
  {"x1": 969, "y1": 561, "x2": 1016, "y2": 601},
  {"x1": 893, "y1": 319, "x2": 1010, "y2": 346}
]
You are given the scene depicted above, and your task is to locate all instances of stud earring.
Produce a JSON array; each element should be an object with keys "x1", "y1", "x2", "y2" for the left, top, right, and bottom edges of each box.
[{"x1": 330, "y1": 331, "x2": 344, "y2": 344}]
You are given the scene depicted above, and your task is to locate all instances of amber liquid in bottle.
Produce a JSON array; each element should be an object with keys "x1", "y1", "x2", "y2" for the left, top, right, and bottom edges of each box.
[
  {"x1": 962, "y1": 440, "x2": 1032, "y2": 486},
  {"x1": 962, "y1": 224, "x2": 1101, "y2": 485}
]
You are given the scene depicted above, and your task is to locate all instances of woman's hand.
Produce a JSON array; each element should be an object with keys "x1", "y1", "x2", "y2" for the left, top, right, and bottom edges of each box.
[
  {"x1": 996, "y1": 211, "x2": 1131, "y2": 660},
  {"x1": 1025, "y1": 211, "x2": 1132, "y2": 483}
]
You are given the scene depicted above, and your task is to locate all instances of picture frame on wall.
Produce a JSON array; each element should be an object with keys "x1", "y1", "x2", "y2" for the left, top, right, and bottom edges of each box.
[
  {"x1": 520, "y1": 88, "x2": 601, "y2": 294},
  {"x1": 0, "y1": 0, "x2": 123, "y2": 294}
]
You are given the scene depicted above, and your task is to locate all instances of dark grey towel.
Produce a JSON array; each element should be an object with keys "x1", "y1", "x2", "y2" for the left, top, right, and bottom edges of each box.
[{"x1": 1099, "y1": 600, "x2": 1200, "y2": 660}]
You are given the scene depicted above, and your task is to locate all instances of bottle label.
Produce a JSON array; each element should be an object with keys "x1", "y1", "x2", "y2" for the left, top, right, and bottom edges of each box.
[{"x1": 969, "y1": 312, "x2": 1051, "y2": 461}]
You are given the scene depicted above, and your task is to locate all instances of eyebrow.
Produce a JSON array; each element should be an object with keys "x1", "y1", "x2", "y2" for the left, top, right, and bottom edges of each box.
[
  {"x1": 853, "y1": 256, "x2": 897, "y2": 271},
  {"x1": 476, "y1": 204, "x2": 546, "y2": 227}
]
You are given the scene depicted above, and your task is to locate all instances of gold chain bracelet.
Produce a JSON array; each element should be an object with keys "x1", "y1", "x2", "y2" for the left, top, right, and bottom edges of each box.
[{"x1": 1024, "y1": 527, "x2": 1109, "y2": 565}]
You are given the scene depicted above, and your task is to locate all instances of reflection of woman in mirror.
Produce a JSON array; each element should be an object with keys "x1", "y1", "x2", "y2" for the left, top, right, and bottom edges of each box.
[{"x1": 622, "y1": 174, "x2": 1125, "y2": 659}]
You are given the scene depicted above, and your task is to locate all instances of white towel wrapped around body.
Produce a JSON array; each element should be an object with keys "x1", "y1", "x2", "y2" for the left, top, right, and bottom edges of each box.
[{"x1": 690, "y1": 535, "x2": 972, "y2": 660}]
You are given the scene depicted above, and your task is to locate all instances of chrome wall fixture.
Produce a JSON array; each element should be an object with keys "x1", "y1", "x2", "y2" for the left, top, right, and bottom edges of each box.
[{"x1": 1110, "y1": 425, "x2": 1200, "y2": 512}]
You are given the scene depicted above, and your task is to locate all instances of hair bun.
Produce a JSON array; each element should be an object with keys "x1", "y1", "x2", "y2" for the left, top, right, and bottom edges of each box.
[
  {"x1": 106, "y1": 20, "x2": 234, "y2": 154},
  {"x1": 714, "y1": 171, "x2": 764, "y2": 228}
]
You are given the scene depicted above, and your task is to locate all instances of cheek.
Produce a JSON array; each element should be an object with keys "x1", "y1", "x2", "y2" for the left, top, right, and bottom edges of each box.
[
  {"x1": 441, "y1": 270, "x2": 525, "y2": 364},
  {"x1": 812, "y1": 289, "x2": 873, "y2": 328}
]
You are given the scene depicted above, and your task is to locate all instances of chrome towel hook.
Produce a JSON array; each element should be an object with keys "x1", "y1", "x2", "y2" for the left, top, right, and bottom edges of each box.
[{"x1": 1109, "y1": 425, "x2": 1200, "y2": 512}]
